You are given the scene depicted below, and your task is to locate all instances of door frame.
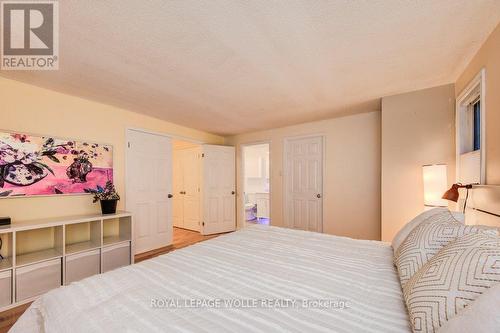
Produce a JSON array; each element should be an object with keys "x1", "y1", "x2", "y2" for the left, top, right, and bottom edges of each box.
[
  {"x1": 239, "y1": 140, "x2": 272, "y2": 229},
  {"x1": 283, "y1": 133, "x2": 325, "y2": 232}
]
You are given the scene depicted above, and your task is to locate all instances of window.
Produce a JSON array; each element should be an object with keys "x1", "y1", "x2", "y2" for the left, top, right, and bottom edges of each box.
[
  {"x1": 473, "y1": 99, "x2": 480, "y2": 151},
  {"x1": 456, "y1": 69, "x2": 485, "y2": 184}
]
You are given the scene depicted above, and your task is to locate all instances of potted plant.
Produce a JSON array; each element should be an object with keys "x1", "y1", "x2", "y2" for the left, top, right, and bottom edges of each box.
[{"x1": 85, "y1": 181, "x2": 120, "y2": 214}]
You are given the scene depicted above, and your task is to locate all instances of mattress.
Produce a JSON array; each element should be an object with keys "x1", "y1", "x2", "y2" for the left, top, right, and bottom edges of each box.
[{"x1": 11, "y1": 225, "x2": 410, "y2": 332}]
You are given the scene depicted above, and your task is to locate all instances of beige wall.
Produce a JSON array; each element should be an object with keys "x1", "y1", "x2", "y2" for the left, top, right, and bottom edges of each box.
[
  {"x1": 381, "y1": 84, "x2": 456, "y2": 242},
  {"x1": 0, "y1": 77, "x2": 223, "y2": 222},
  {"x1": 456, "y1": 23, "x2": 500, "y2": 185},
  {"x1": 226, "y1": 111, "x2": 381, "y2": 241}
]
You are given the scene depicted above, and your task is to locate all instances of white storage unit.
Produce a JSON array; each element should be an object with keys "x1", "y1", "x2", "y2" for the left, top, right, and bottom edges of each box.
[
  {"x1": 0, "y1": 211, "x2": 133, "y2": 312},
  {"x1": 65, "y1": 249, "x2": 100, "y2": 284},
  {"x1": 255, "y1": 193, "x2": 270, "y2": 218},
  {"x1": 16, "y1": 258, "x2": 62, "y2": 302},
  {"x1": 0, "y1": 231, "x2": 13, "y2": 308},
  {"x1": 0, "y1": 270, "x2": 12, "y2": 307},
  {"x1": 102, "y1": 242, "x2": 131, "y2": 273}
]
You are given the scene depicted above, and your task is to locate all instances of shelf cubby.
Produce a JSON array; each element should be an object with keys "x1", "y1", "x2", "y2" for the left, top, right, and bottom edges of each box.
[
  {"x1": 15, "y1": 226, "x2": 63, "y2": 267},
  {"x1": 65, "y1": 220, "x2": 101, "y2": 255},
  {"x1": 103, "y1": 216, "x2": 132, "y2": 246},
  {"x1": 0, "y1": 232, "x2": 13, "y2": 272}
]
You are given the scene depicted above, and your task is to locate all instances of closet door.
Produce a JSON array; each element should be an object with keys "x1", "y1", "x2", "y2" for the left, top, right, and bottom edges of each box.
[
  {"x1": 201, "y1": 145, "x2": 236, "y2": 235},
  {"x1": 182, "y1": 147, "x2": 201, "y2": 231},
  {"x1": 172, "y1": 150, "x2": 184, "y2": 228},
  {"x1": 126, "y1": 130, "x2": 173, "y2": 254},
  {"x1": 284, "y1": 135, "x2": 323, "y2": 233}
]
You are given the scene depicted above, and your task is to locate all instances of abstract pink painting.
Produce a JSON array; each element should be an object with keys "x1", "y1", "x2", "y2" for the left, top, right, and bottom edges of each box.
[{"x1": 0, "y1": 131, "x2": 113, "y2": 197}]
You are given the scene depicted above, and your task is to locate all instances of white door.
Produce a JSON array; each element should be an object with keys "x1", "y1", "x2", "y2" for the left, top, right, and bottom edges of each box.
[
  {"x1": 183, "y1": 147, "x2": 201, "y2": 231},
  {"x1": 201, "y1": 145, "x2": 236, "y2": 235},
  {"x1": 172, "y1": 149, "x2": 184, "y2": 228},
  {"x1": 126, "y1": 129, "x2": 173, "y2": 254},
  {"x1": 284, "y1": 136, "x2": 323, "y2": 232}
]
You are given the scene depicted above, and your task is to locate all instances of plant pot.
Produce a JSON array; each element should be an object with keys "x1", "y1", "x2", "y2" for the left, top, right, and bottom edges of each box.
[{"x1": 100, "y1": 199, "x2": 118, "y2": 215}]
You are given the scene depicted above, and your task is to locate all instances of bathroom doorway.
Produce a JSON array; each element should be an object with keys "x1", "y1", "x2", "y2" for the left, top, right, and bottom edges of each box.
[{"x1": 242, "y1": 143, "x2": 270, "y2": 226}]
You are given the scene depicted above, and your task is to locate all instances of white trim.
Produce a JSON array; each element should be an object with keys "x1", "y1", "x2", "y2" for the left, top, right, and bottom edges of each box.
[
  {"x1": 455, "y1": 68, "x2": 486, "y2": 184},
  {"x1": 283, "y1": 133, "x2": 325, "y2": 232},
  {"x1": 239, "y1": 141, "x2": 272, "y2": 229}
]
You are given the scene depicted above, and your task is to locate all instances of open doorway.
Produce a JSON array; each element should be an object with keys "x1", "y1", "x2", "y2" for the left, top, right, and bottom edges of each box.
[
  {"x1": 172, "y1": 139, "x2": 202, "y2": 234},
  {"x1": 127, "y1": 130, "x2": 236, "y2": 256},
  {"x1": 242, "y1": 143, "x2": 270, "y2": 226}
]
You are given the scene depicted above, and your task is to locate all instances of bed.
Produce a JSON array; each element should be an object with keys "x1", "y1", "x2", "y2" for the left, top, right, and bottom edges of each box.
[{"x1": 11, "y1": 225, "x2": 411, "y2": 333}]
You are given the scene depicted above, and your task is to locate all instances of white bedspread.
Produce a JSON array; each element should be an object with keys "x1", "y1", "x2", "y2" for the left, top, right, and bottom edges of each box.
[{"x1": 11, "y1": 225, "x2": 410, "y2": 333}]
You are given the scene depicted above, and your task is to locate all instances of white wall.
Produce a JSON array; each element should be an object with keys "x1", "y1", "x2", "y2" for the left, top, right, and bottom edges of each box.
[
  {"x1": 381, "y1": 84, "x2": 456, "y2": 242},
  {"x1": 226, "y1": 111, "x2": 381, "y2": 241}
]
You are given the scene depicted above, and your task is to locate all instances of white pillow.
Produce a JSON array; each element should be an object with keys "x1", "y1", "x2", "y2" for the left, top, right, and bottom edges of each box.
[
  {"x1": 450, "y1": 211, "x2": 465, "y2": 223},
  {"x1": 403, "y1": 232, "x2": 500, "y2": 333},
  {"x1": 391, "y1": 208, "x2": 452, "y2": 253},
  {"x1": 438, "y1": 282, "x2": 500, "y2": 333},
  {"x1": 394, "y1": 210, "x2": 475, "y2": 286}
]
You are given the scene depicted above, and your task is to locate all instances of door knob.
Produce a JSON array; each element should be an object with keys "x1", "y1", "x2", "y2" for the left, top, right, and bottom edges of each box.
[
  {"x1": 168, "y1": 194, "x2": 173, "y2": 198},
  {"x1": 231, "y1": 191, "x2": 235, "y2": 195},
  {"x1": 316, "y1": 194, "x2": 321, "y2": 198}
]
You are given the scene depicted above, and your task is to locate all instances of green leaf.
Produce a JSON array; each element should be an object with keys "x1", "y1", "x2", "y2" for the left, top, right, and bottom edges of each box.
[
  {"x1": 34, "y1": 162, "x2": 55, "y2": 176},
  {"x1": 46, "y1": 155, "x2": 60, "y2": 163}
]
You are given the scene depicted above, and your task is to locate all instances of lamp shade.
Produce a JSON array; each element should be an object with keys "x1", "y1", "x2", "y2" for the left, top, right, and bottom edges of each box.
[
  {"x1": 422, "y1": 164, "x2": 448, "y2": 207},
  {"x1": 442, "y1": 184, "x2": 460, "y2": 202}
]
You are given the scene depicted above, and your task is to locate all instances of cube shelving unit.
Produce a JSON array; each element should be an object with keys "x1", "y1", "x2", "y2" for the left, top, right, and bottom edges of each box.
[{"x1": 0, "y1": 211, "x2": 133, "y2": 311}]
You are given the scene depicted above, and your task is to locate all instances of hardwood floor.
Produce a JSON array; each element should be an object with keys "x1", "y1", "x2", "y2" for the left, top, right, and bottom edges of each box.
[
  {"x1": 0, "y1": 303, "x2": 30, "y2": 333},
  {"x1": 135, "y1": 227, "x2": 222, "y2": 262},
  {"x1": 0, "y1": 227, "x2": 224, "y2": 332}
]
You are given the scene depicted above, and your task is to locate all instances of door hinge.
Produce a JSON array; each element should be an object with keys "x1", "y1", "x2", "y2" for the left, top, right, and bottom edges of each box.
[
  {"x1": 202, "y1": 153, "x2": 205, "y2": 157},
  {"x1": 202, "y1": 221, "x2": 205, "y2": 226},
  {"x1": 127, "y1": 142, "x2": 131, "y2": 148}
]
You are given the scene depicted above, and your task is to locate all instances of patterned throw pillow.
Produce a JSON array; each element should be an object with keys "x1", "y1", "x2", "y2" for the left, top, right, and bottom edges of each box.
[
  {"x1": 394, "y1": 210, "x2": 481, "y2": 287},
  {"x1": 392, "y1": 208, "x2": 453, "y2": 254},
  {"x1": 403, "y1": 232, "x2": 500, "y2": 333}
]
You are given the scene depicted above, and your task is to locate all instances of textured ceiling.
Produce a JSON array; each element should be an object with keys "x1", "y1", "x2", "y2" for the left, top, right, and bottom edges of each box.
[{"x1": 1, "y1": 1, "x2": 499, "y2": 135}]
